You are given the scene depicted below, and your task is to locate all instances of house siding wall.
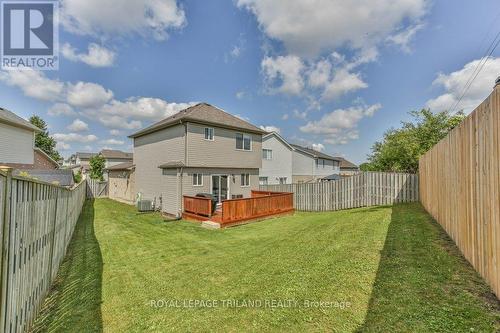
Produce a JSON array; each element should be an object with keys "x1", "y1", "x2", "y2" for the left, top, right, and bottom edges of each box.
[
  {"x1": 186, "y1": 123, "x2": 262, "y2": 169},
  {"x1": 161, "y1": 169, "x2": 179, "y2": 215},
  {"x1": 292, "y1": 150, "x2": 314, "y2": 177},
  {"x1": 134, "y1": 124, "x2": 185, "y2": 203},
  {"x1": 0, "y1": 122, "x2": 34, "y2": 164},
  {"x1": 259, "y1": 135, "x2": 293, "y2": 184},
  {"x1": 314, "y1": 158, "x2": 340, "y2": 177}
]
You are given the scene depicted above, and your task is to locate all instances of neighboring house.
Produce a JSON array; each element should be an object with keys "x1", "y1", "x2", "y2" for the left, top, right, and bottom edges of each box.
[
  {"x1": 0, "y1": 107, "x2": 59, "y2": 170},
  {"x1": 67, "y1": 152, "x2": 97, "y2": 175},
  {"x1": 290, "y1": 144, "x2": 341, "y2": 183},
  {"x1": 338, "y1": 157, "x2": 359, "y2": 177},
  {"x1": 14, "y1": 169, "x2": 75, "y2": 187},
  {"x1": 107, "y1": 161, "x2": 135, "y2": 204},
  {"x1": 259, "y1": 131, "x2": 342, "y2": 184},
  {"x1": 100, "y1": 149, "x2": 133, "y2": 169},
  {"x1": 259, "y1": 132, "x2": 293, "y2": 185},
  {"x1": 129, "y1": 103, "x2": 265, "y2": 217}
]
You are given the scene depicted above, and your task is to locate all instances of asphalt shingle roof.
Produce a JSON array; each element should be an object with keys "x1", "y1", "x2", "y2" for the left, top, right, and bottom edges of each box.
[
  {"x1": 107, "y1": 161, "x2": 134, "y2": 170},
  {"x1": 14, "y1": 169, "x2": 75, "y2": 187},
  {"x1": 338, "y1": 157, "x2": 358, "y2": 169},
  {"x1": 129, "y1": 103, "x2": 266, "y2": 138},
  {"x1": 100, "y1": 150, "x2": 133, "y2": 159},
  {"x1": 290, "y1": 144, "x2": 341, "y2": 161},
  {"x1": 0, "y1": 107, "x2": 40, "y2": 132}
]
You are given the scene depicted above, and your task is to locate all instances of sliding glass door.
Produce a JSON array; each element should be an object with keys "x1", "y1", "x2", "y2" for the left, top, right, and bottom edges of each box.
[{"x1": 211, "y1": 175, "x2": 228, "y2": 203}]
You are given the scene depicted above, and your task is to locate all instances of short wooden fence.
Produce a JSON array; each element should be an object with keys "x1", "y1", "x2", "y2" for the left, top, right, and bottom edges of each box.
[
  {"x1": 0, "y1": 168, "x2": 86, "y2": 332},
  {"x1": 86, "y1": 178, "x2": 108, "y2": 198},
  {"x1": 260, "y1": 172, "x2": 419, "y2": 211}
]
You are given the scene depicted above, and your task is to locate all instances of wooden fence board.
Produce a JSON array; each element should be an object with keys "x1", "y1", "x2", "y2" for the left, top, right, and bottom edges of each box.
[
  {"x1": 419, "y1": 86, "x2": 500, "y2": 299},
  {"x1": 0, "y1": 169, "x2": 86, "y2": 333},
  {"x1": 260, "y1": 172, "x2": 418, "y2": 211}
]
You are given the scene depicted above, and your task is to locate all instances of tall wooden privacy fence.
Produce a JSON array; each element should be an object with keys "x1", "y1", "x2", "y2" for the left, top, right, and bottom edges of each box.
[
  {"x1": 260, "y1": 172, "x2": 418, "y2": 211},
  {"x1": 419, "y1": 86, "x2": 500, "y2": 299},
  {"x1": 0, "y1": 169, "x2": 86, "y2": 333}
]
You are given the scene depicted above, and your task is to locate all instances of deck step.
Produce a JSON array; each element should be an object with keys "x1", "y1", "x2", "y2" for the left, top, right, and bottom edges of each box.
[{"x1": 201, "y1": 221, "x2": 221, "y2": 229}]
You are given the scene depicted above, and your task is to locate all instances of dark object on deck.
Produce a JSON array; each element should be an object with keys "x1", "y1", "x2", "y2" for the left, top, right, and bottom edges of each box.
[{"x1": 196, "y1": 193, "x2": 217, "y2": 213}]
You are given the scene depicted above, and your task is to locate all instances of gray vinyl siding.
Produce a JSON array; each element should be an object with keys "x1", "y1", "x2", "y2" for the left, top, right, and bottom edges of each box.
[
  {"x1": 292, "y1": 150, "x2": 315, "y2": 177},
  {"x1": 186, "y1": 123, "x2": 262, "y2": 169},
  {"x1": 0, "y1": 122, "x2": 34, "y2": 164},
  {"x1": 134, "y1": 124, "x2": 185, "y2": 202},
  {"x1": 259, "y1": 135, "x2": 293, "y2": 184}
]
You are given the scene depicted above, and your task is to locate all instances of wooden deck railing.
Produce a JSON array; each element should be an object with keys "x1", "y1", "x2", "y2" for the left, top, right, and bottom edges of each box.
[
  {"x1": 221, "y1": 190, "x2": 294, "y2": 224},
  {"x1": 183, "y1": 195, "x2": 212, "y2": 217}
]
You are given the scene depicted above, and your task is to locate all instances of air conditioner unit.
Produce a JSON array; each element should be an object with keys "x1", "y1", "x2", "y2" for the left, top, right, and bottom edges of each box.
[{"x1": 137, "y1": 200, "x2": 153, "y2": 212}]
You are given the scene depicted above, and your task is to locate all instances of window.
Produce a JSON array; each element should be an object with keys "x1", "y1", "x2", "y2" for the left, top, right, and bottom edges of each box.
[
  {"x1": 259, "y1": 177, "x2": 268, "y2": 185},
  {"x1": 316, "y1": 159, "x2": 325, "y2": 168},
  {"x1": 193, "y1": 173, "x2": 203, "y2": 186},
  {"x1": 262, "y1": 149, "x2": 273, "y2": 160},
  {"x1": 241, "y1": 173, "x2": 250, "y2": 187},
  {"x1": 236, "y1": 133, "x2": 251, "y2": 151},
  {"x1": 279, "y1": 177, "x2": 287, "y2": 184},
  {"x1": 204, "y1": 127, "x2": 214, "y2": 141}
]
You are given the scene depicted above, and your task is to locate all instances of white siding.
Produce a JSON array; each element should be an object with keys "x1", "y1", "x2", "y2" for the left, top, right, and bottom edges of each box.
[
  {"x1": 0, "y1": 122, "x2": 34, "y2": 164},
  {"x1": 314, "y1": 158, "x2": 340, "y2": 177},
  {"x1": 259, "y1": 135, "x2": 293, "y2": 184}
]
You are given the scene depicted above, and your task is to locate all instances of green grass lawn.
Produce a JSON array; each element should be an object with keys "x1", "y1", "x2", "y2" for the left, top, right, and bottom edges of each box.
[{"x1": 32, "y1": 199, "x2": 500, "y2": 332}]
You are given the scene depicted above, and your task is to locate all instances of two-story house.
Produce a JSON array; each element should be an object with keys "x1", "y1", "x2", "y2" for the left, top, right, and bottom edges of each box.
[
  {"x1": 0, "y1": 107, "x2": 59, "y2": 170},
  {"x1": 259, "y1": 131, "x2": 342, "y2": 184},
  {"x1": 129, "y1": 103, "x2": 266, "y2": 217}
]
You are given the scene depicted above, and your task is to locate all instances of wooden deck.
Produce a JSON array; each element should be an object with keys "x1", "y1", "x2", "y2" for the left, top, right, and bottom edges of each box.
[{"x1": 182, "y1": 190, "x2": 294, "y2": 227}]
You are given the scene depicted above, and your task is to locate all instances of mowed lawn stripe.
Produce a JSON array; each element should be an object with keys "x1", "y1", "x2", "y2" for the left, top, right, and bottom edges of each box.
[{"x1": 32, "y1": 199, "x2": 500, "y2": 332}]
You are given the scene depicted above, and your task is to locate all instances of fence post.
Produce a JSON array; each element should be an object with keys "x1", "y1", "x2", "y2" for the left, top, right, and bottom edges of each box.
[{"x1": 0, "y1": 167, "x2": 13, "y2": 332}]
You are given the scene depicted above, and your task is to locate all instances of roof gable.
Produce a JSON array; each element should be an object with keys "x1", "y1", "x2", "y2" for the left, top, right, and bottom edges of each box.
[
  {"x1": 263, "y1": 132, "x2": 294, "y2": 150},
  {"x1": 290, "y1": 144, "x2": 341, "y2": 161},
  {"x1": 129, "y1": 103, "x2": 266, "y2": 138},
  {"x1": 0, "y1": 107, "x2": 40, "y2": 132}
]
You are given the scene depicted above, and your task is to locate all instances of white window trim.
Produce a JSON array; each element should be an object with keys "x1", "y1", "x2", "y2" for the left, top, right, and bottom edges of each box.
[
  {"x1": 241, "y1": 173, "x2": 250, "y2": 187},
  {"x1": 204, "y1": 127, "x2": 214, "y2": 141},
  {"x1": 236, "y1": 133, "x2": 252, "y2": 151},
  {"x1": 193, "y1": 173, "x2": 203, "y2": 187},
  {"x1": 263, "y1": 149, "x2": 273, "y2": 160}
]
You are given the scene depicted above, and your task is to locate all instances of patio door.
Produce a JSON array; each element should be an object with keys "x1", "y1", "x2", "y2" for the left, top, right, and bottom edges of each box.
[{"x1": 212, "y1": 175, "x2": 229, "y2": 203}]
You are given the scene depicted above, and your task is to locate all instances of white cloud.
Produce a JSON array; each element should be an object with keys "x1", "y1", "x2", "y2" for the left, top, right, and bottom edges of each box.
[
  {"x1": 322, "y1": 69, "x2": 368, "y2": 100},
  {"x1": 292, "y1": 109, "x2": 307, "y2": 120},
  {"x1": 96, "y1": 115, "x2": 143, "y2": 130},
  {"x1": 98, "y1": 98, "x2": 195, "y2": 120},
  {"x1": 308, "y1": 59, "x2": 332, "y2": 88},
  {"x1": 110, "y1": 129, "x2": 121, "y2": 136},
  {"x1": 67, "y1": 82, "x2": 114, "y2": 108},
  {"x1": 259, "y1": 125, "x2": 280, "y2": 133},
  {"x1": 238, "y1": 0, "x2": 427, "y2": 56},
  {"x1": 67, "y1": 119, "x2": 89, "y2": 132},
  {"x1": 56, "y1": 141, "x2": 71, "y2": 150},
  {"x1": 426, "y1": 57, "x2": 500, "y2": 113},
  {"x1": 300, "y1": 103, "x2": 381, "y2": 145},
  {"x1": 312, "y1": 143, "x2": 325, "y2": 152},
  {"x1": 261, "y1": 55, "x2": 305, "y2": 95},
  {"x1": 386, "y1": 23, "x2": 424, "y2": 53},
  {"x1": 62, "y1": 43, "x2": 116, "y2": 67},
  {"x1": 281, "y1": 113, "x2": 289, "y2": 120},
  {"x1": 53, "y1": 133, "x2": 98, "y2": 143},
  {"x1": 0, "y1": 69, "x2": 64, "y2": 101},
  {"x1": 100, "y1": 138, "x2": 125, "y2": 145},
  {"x1": 61, "y1": 0, "x2": 186, "y2": 40},
  {"x1": 48, "y1": 103, "x2": 76, "y2": 116},
  {"x1": 236, "y1": 91, "x2": 247, "y2": 99}
]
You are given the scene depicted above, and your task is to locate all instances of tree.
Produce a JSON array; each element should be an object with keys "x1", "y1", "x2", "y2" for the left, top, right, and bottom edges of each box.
[
  {"x1": 363, "y1": 109, "x2": 465, "y2": 173},
  {"x1": 74, "y1": 170, "x2": 82, "y2": 184},
  {"x1": 29, "y1": 115, "x2": 61, "y2": 161},
  {"x1": 89, "y1": 155, "x2": 106, "y2": 181}
]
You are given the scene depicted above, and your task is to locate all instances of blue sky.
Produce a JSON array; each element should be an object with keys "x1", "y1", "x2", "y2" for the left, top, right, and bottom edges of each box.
[{"x1": 1, "y1": 0, "x2": 500, "y2": 163}]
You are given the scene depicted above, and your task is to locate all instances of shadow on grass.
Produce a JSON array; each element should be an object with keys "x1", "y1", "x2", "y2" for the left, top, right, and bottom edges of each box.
[
  {"x1": 32, "y1": 200, "x2": 103, "y2": 333},
  {"x1": 357, "y1": 203, "x2": 500, "y2": 332}
]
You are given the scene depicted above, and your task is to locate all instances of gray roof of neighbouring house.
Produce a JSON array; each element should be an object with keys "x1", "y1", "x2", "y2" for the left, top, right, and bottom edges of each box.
[
  {"x1": 14, "y1": 169, "x2": 75, "y2": 187},
  {"x1": 0, "y1": 107, "x2": 41, "y2": 132},
  {"x1": 322, "y1": 174, "x2": 342, "y2": 181},
  {"x1": 76, "y1": 152, "x2": 98, "y2": 160},
  {"x1": 129, "y1": 103, "x2": 266, "y2": 138},
  {"x1": 107, "y1": 161, "x2": 134, "y2": 170},
  {"x1": 100, "y1": 149, "x2": 133, "y2": 160},
  {"x1": 290, "y1": 144, "x2": 341, "y2": 161},
  {"x1": 338, "y1": 157, "x2": 359, "y2": 170}
]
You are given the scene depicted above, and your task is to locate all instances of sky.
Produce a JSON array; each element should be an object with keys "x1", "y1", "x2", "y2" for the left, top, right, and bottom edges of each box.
[{"x1": 1, "y1": 0, "x2": 500, "y2": 164}]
